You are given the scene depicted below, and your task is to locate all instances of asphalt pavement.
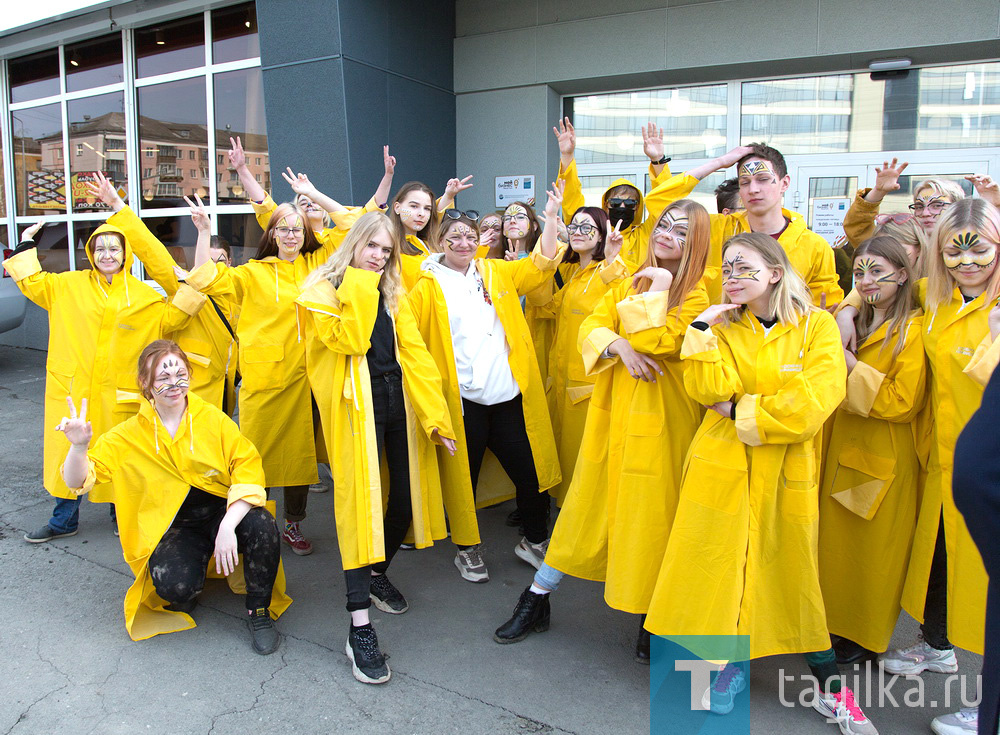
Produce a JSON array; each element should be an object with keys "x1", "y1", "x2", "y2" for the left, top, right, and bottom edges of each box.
[{"x1": 0, "y1": 344, "x2": 983, "y2": 734}]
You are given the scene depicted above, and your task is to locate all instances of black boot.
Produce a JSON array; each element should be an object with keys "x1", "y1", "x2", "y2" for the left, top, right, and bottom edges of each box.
[
  {"x1": 833, "y1": 636, "x2": 876, "y2": 665},
  {"x1": 505, "y1": 509, "x2": 522, "y2": 527},
  {"x1": 636, "y1": 614, "x2": 650, "y2": 664},
  {"x1": 494, "y1": 587, "x2": 551, "y2": 644}
]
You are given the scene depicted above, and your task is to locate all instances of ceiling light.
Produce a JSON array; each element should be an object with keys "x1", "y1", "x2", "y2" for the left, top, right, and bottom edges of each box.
[{"x1": 868, "y1": 58, "x2": 911, "y2": 72}]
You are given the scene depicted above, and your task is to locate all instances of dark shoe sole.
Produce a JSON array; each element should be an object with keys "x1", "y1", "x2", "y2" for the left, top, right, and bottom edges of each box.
[
  {"x1": 345, "y1": 639, "x2": 391, "y2": 684},
  {"x1": 493, "y1": 618, "x2": 550, "y2": 644},
  {"x1": 24, "y1": 528, "x2": 78, "y2": 543}
]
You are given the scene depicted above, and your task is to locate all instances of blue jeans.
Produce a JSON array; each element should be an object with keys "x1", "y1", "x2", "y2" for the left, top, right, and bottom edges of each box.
[
  {"x1": 48, "y1": 497, "x2": 116, "y2": 534},
  {"x1": 534, "y1": 562, "x2": 565, "y2": 592}
]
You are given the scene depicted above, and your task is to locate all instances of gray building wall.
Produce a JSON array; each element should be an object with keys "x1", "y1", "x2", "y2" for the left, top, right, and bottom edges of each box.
[
  {"x1": 453, "y1": 0, "x2": 1000, "y2": 214},
  {"x1": 257, "y1": 0, "x2": 457, "y2": 206}
]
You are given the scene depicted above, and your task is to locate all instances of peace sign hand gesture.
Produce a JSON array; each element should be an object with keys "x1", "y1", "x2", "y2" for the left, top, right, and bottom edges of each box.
[
  {"x1": 183, "y1": 194, "x2": 211, "y2": 232},
  {"x1": 445, "y1": 175, "x2": 474, "y2": 199},
  {"x1": 281, "y1": 167, "x2": 317, "y2": 198},
  {"x1": 228, "y1": 136, "x2": 246, "y2": 169},
  {"x1": 605, "y1": 219, "x2": 623, "y2": 262},
  {"x1": 55, "y1": 397, "x2": 92, "y2": 447}
]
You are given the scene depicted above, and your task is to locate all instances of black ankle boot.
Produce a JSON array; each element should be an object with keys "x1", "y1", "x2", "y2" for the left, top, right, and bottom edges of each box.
[
  {"x1": 494, "y1": 587, "x2": 551, "y2": 644},
  {"x1": 636, "y1": 614, "x2": 650, "y2": 664},
  {"x1": 833, "y1": 636, "x2": 876, "y2": 665}
]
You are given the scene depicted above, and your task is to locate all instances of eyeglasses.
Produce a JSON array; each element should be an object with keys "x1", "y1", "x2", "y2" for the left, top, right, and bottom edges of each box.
[
  {"x1": 567, "y1": 223, "x2": 597, "y2": 236},
  {"x1": 502, "y1": 212, "x2": 529, "y2": 223},
  {"x1": 275, "y1": 226, "x2": 304, "y2": 236},
  {"x1": 874, "y1": 213, "x2": 915, "y2": 226},
  {"x1": 607, "y1": 198, "x2": 638, "y2": 208},
  {"x1": 445, "y1": 208, "x2": 480, "y2": 221},
  {"x1": 908, "y1": 201, "x2": 951, "y2": 214}
]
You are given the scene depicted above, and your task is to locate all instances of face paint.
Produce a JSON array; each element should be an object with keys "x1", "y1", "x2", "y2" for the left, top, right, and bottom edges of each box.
[
  {"x1": 943, "y1": 230, "x2": 998, "y2": 271},
  {"x1": 721, "y1": 254, "x2": 760, "y2": 282},
  {"x1": 502, "y1": 205, "x2": 529, "y2": 238},
  {"x1": 738, "y1": 160, "x2": 775, "y2": 180},
  {"x1": 93, "y1": 234, "x2": 125, "y2": 272},
  {"x1": 909, "y1": 195, "x2": 950, "y2": 215},
  {"x1": 151, "y1": 357, "x2": 190, "y2": 395},
  {"x1": 653, "y1": 212, "x2": 688, "y2": 245}
]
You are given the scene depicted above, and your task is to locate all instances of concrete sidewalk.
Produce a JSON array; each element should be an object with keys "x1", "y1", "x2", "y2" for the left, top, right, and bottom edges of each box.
[{"x1": 0, "y1": 344, "x2": 982, "y2": 734}]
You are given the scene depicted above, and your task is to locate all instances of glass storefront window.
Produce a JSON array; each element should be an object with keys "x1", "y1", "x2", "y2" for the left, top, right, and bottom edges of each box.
[
  {"x1": 9, "y1": 49, "x2": 60, "y2": 103},
  {"x1": 137, "y1": 216, "x2": 197, "y2": 276},
  {"x1": 12, "y1": 104, "x2": 64, "y2": 217},
  {"x1": 20, "y1": 222, "x2": 71, "y2": 273},
  {"x1": 135, "y1": 15, "x2": 205, "y2": 78},
  {"x1": 214, "y1": 68, "x2": 268, "y2": 203},
  {"x1": 65, "y1": 34, "x2": 124, "y2": 93},
  {"x1": 571, "y1": 85, "x2": 728, "y2": 163},
  {"x1": 217, "y1": 213, "x2": 263, "y2": 266},
  {"x1": 137, "y1": 77, "x2": 208, "y2": 209},
  {"x1": 212, "y1": 3, "x2": 260, "y2": 64},
  {"x1": 741, "y1": 75, "x2": 853, "y2": 153},
  {"x1": 68, "y1": 92, "x2": 128, "y2": 213}
]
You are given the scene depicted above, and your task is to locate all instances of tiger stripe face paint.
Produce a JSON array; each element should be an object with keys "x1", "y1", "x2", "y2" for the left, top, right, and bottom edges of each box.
[
  {"x1": 942, "y1": 229, "x2": 998, "y2": 275},
  {"x1": 853, "y1": 253, "x2": 903, "y2": 306},
  {"x1": 721, "y1": 246, "x2": 772, "y2": 306}
]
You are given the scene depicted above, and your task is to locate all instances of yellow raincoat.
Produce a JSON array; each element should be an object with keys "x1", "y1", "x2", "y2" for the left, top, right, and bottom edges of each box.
[
  {"x1": 818, "y1": 313, "x2": 926, "y2": 653},
  {"x1": 532, "y1": 257, "x2": 627, "y2": 504},
  {"x1": 545, "y1": 278, "x2": 710, "y2": 613},
  {"x1": 108, "y1": 206, "x2": 239, "y2": 411},
  {"x1": 184, "y1": 227, "x2": 340, "y2": 487},
  {"x1": 558, "y1": 162, "x2": 691, "y2": 269},
  {"x1": 406, "y1": 248, "x2": 564, "y2": 512},
  {"x1": 900, "y1": 290, "x2": 998, "y2": 655},
  {"x1": 645, "y1": 309, "x2": 847, "y2": 660},
  {"x1": 295, "y1": 268, "x2": 469, "y2": 570},
  {"x1": 4, "y1": 229, "x2": 204, "y2": 501},
  {"x1": 66, "y1": 392, "x2": 292, "y2": 640}
]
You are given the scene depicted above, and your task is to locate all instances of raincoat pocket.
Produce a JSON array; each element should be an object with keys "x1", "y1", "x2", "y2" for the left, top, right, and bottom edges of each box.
[
  {"x1": 178, "y1": 337, "x2": 211, "y2": 369},
  {"x1": 241, "y1": 344, "x2": 284, "y2": 391},
  {"x1": 780, "y1": 449, "x2": 818, "y2": 524},
  {"x1": 46, "y1": 359, "x2": 76, "y2": 395},
  {"x1": 829, "y1": 444, "x2": 896, "y2": 520},
  {"x1": 621, "y1": 411, "x2": 663, "y2": 477},
  {"x1": 685, "y1": 458, "x2": 747, "y2": 515}
]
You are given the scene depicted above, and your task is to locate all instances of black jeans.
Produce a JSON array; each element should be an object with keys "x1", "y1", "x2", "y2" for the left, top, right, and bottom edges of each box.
[
  {"x1": 921, "y1": 514, "x2": 953, "y2": 650},
  {"x1": 148, "y1": 487, "x2": 280, "y2": 611},
  {"x1": 462, "y1": 394, "x2": 548, "y2": 544},
  {"x1": 343, "y1": 373, "x2": 412, "y2": 612}
]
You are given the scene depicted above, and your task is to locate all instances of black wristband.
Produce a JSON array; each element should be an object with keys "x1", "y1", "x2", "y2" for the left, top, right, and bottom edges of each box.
[
  {"x1": 730, "y1": 402, "x2": 737, "y2": 420},
  {"x1": 691, "y1": 320, "x2": 710, "y2": 331},
  {"x1": 652, "y1": 156, "x2": 671, "y2": 165},
  {"x1": 13, "y1": 240, "x2": 36, "y2": 255}
]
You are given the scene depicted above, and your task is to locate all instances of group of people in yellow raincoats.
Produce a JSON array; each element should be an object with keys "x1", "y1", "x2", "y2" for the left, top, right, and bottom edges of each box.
[{"x1": 7, "y1": 118, "x2": 1000, "y2": 731}]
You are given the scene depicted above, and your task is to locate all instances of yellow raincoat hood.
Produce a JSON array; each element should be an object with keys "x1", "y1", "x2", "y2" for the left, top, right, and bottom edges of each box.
[
  {"x1": 84, "y1": 221, "x2": 135, "y2": 275},
  {"x1": 600, "y1": 178, "x2": 645, "y2": 215}
]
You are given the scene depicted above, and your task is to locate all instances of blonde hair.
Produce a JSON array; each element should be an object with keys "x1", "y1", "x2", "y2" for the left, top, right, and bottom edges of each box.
[
  {"x1": 295, "y1": 193, "x2": 332, "y2": 230},
  {"x1": 853, "y1": 236, "x2": 916, "y2": 360},
  {"x1": 720, "y1": 232, "x2": 815, "y2": 326},
  {"x1": 914, "y1": 178, "x2": 966, "y2": 204},
  {"x1": 637, "y1": 199, "x2": 709, "y2": 311},
  {"x1": 874, "y1": 218, "x2": 927, "y2": 278},
  {"x1": 925, "y1": 198, "x2": 1000, "y2": 311},
  {"x1": 303, "y1": 212, "x2": 403, "y2": 315}
]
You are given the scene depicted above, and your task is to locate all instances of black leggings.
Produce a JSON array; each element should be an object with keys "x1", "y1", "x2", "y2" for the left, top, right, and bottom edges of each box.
[
  {"x1": 921, "y1": 515, "x2": 953, "y2": 650},
  {"x1": 343, "y1": 374, "x2": 412, "y2": 612},
  {"x1": 149, "y1": 487, "x2": 280, "y2": 611},
  {"x1": 462, "y1": 394, "x2": 549, "y2": 544}
]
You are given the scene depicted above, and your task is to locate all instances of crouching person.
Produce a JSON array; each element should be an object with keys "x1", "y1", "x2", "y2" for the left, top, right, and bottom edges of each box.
[{"x1": 58, "y1": 339, "x2": 291, "y2": 653}]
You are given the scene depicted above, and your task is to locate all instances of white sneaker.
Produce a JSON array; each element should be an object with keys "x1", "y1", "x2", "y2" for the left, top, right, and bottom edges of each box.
[
  {"x1": 813, "y1": 686, "x2": 879, "y2": 735},
  {"x1": 454, "y1": 544, "x2": 489, "y2": 583},
  {"x1": 514, "y1": 537, "x2": 548, "y2": 570},
  {"x1": 931, "y1": 707, "x2": 978, "y2": 735},
  {"x1": 878, "y1": 638, "x2": 958, "y2": 675},
  {"x1": 699, "y1": 663, "x2": 746, "y2": 715}
]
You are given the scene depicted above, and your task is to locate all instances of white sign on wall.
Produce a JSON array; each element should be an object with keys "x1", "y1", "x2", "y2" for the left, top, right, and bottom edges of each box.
[
  {"x1": 810, "y1": 197, "x2": 851, "y2": 250},
  {"x1": 495, "y1": 175, "x2": 535, "y2": 207}
]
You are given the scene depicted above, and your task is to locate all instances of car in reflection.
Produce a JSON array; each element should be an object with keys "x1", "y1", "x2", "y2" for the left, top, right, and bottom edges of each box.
[{"x1": 1, "y1": 245, "x2": 28, "y2": 334}]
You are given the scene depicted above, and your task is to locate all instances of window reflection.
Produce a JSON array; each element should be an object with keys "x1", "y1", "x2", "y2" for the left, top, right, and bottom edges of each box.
[
  {"x1": 213, "y1": 3, "x2": 260, "y2": 64},
  {"x1": 0, "y1": 135, "x2": 5, "y2": 218},
  {"x1": 137, "y1": 77, "x2": 208, "y2": 209},
  {"x1": 72, "y1": 221, "x2": 108, "y2": 272},
  {"x1": 215, "y1": 68, "x2": 268, "y2": 203},
  {"x1": 12, "y1": 104, "x2": 64, "y2": 217},
  {"x1": 20, "y1": 222, "x2": 71, "y2": 273},
  {"x1": 66, "y1": 34, "x2": 123, "y2": 92},
  {"x1": 136, "y1": 216, "x2": 196, "y2": 279},
  {"x1": 217, "y1": 213, "x2": 263, "y2": 266},
  {"x1": 68, "y1": 92, "x2": 128, "y2": 213},
  {"x1": 741, "y1": 76, "x2": 852, "y2": 153},
  {"x1": 9, "y1": 50, "x2": 60, "y2": 103},
  {"x1": 570, "y1": 86, "x2": 728, "y2": 163},
  {"x1": 135, "y1": 15, "x2": 205, "y2": 78}
]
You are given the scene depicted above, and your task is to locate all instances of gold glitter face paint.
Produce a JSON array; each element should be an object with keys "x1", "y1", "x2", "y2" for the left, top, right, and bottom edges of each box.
[
  {"x1": 738, "y1": 160, "x2": 775, "y2": 180},
  {"x1": 653, "y1": 212, "x2": 688, "y2": 245},
  {"x1": 503, "y1": 205, "x2": 529, "y2": 237},
  {"x1": 721, "y1": 254, "x2": 760, "y2": 282},
  {"x1": 943, "y1": 230, "x2": 998, "y2": 271}
]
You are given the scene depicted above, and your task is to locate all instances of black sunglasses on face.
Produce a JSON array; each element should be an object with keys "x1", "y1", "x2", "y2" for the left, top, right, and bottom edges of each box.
[
  {"x1": 607, "y1": 198, "x2": 638, "y2": 208},
  {"x1": 445, "y1": 208, "x2": 480, "y2": 221}
]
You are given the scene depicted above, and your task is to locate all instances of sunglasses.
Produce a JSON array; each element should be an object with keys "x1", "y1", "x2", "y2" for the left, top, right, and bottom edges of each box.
[
  {"x1": 607, "y1": 198, "x2": 638, "y2": 208},
  {"x1": 445, "y1": 208, "x2": 480, "y2": 221},
  {"x1": 874, "y1": 213, "x2": 915, "y2": 226}
]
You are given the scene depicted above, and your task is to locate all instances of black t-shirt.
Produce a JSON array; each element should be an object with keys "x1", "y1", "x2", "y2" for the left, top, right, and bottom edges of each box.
[{"x1": 367, "y1": 293, "x2": 401, "y2": 380}]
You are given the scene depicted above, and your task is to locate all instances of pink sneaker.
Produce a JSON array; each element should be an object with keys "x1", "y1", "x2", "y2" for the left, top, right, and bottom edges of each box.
[
  {"x1": 281, "y1": 520, "x2": 313, "y2": 555},
  {"x1": 813, "y1": 686, "x2": 879, "y2": 735}
]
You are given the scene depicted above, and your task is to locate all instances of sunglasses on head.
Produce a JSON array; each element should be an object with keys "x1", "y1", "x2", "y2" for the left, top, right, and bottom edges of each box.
[
  {"x1": 874, "y1": 213, "x2": 915, "y2": 226},
  {"x1": 444, "y1": 208, "x2": 480, "y2": 221},
  {"x1": 607, "y1": 198, "x2": 638, "y2": 208}
]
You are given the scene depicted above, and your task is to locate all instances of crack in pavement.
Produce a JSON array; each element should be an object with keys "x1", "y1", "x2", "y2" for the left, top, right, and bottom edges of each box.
[
  {"x1": 207, "y1": 649, "x2": 290, "y2": 734},
  {"x1": 3, "y1": 684, "x2": 70, "y2": 735}
]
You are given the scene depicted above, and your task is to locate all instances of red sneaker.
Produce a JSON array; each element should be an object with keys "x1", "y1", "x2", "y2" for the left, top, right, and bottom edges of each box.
[{"x1": 281, "y1": 520, "x2": 313, "y2": 555}]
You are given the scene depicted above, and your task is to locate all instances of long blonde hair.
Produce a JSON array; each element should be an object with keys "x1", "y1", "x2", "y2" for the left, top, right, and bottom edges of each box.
[
  {"x1": 925, "y1": 198, "x2": 1000, "y2": 312},
  {"x1": 853, "y1": 236, "x2": 916, "y2": 359},
  {"x1": 720, "y1": 232, "x2": 815, "y2": 326},
  {"x1": 875, "y1": 217, "x2": 927, "y2": 278},
  {"x1": 637, "y1": 199, "x2": 709, "y2": 311},
  {"x1": 303, "y1": 212, "x2": 403, "y2": 314}
]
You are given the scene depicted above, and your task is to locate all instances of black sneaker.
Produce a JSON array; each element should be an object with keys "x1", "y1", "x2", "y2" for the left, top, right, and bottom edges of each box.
[
  {"x1": 345, "y1": 623, "x2": 391, "y2": 684},
  {"x1": 369, "y1": 573, "x2": 408, "y2": 614},
  {"x1": 494, "y1": 586, "x2": 551, "y2": 643},
  {"x1": 247, "y1": 608, "x2": 281, "y2": 655},
  {"x1": 505, "y1": 509, "x2": 522, "y2": 527},
  {"x1": 24, "y1": 525, "x2": 78, "y2": 544}
]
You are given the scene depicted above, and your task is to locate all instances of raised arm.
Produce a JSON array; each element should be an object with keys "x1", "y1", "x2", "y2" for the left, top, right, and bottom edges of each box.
[
  {"x1": 373, "y1": 146, "x2": 396, "y2": 209},
  {"x1": 229, "y1": 136, "x2": 267, "y2": 204},
  {"x1": 281, "y1": 167, "x2": 346, "y2": 214},
  {"x1": 554, "y1": 118, "x2": 583, "y2": 223},
  {"x1": 683, "y1": 145, "x2": 755, "y2": 183},
  {"x1": 438, "y1": 175, "x2": 474, "y2": 213},
  {"x1": 641, "y1": 122, "x2": 670, "y2": 179},
  {"x1": 2, "y1": 222, "x2": 63, "y2": 310}
]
